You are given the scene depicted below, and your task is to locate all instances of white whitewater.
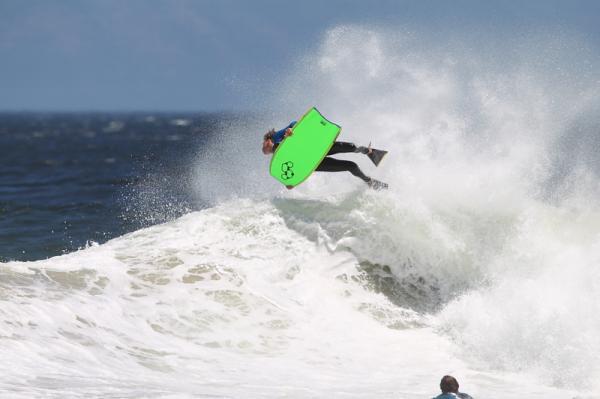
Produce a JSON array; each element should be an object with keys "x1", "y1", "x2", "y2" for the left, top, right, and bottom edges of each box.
[{"x1": 3, "y1": 25, "x2": 600, "y2": 398}]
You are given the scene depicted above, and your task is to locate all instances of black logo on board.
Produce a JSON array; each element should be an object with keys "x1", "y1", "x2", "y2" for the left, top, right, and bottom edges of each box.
[{"x1": 281, "y1": 161, "x2": 294, "y2": 180}]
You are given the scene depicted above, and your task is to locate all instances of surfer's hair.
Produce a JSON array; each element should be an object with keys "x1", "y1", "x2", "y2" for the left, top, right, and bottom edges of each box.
[
  {"x1": 264, "y1": 129, "x2": 275, "y2": 141},
  {"x1": 440, "y1": 375, "x2": 459, "y2": 393}
]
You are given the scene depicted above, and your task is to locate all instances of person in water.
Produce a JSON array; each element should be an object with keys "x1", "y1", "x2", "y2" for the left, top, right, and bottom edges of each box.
[
  {"x1": 262, "y1": 121, "x2": 388, "y2": 190},
  {"x1": 432, "y1": 375, "x2": 473, "y2": 399}
]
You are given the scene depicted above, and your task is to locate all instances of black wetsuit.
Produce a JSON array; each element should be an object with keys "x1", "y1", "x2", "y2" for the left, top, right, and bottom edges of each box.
[{"x1": 316, "y1": 142, "x2": 370, "y2": 183}]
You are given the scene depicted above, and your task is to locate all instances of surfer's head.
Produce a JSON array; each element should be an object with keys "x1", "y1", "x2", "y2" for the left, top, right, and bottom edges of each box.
[
  {"x1": 262, "y1": 138, "x2": 274, "y2": 154},
  {"x1": 440, "y1": 375, "x2": 459, "y2": 394},
  {"x1": 262, "y1": 129, "x2": 275, "y2": 154}
]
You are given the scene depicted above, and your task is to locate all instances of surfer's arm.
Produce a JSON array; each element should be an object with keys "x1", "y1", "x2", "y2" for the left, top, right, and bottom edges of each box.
[
  {"x1": 283, "y1": 121, "x2": 296, "y2": 138},
  {"x1": 273, "y1": 121, "x2": 297, "y2": 143}
]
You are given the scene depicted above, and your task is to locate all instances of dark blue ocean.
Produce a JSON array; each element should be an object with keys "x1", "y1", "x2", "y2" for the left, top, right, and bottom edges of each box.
[{"x1": 0, "y1": 112, "x2": 234, "y2": 262}]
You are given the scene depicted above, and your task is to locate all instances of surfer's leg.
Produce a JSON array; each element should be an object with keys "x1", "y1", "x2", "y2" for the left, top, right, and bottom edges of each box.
[
  {"x1": 327, "y1": 141, "x2": 358, "y2": 155},
  {"x1": 316, "y1": 157, "x2": 371, "y2": 183},
  {"x1": 328, "y1": 141, "x2": 373, "y2": 157}
]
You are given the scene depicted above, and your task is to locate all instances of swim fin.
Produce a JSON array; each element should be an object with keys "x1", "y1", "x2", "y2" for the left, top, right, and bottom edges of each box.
[
  {"x1": 367, "y1": 178, "x2": 388, "y2": 190},
  {"x1": 368, "y1": 149, "x2": 388, "y2": 166}
]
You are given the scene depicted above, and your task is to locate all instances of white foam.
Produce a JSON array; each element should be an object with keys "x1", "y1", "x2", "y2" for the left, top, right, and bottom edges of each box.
[{"x1": 0, "y1": 196, "x2": 585, "y2": 397}]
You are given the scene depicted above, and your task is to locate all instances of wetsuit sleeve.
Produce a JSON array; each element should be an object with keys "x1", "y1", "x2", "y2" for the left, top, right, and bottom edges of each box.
[
  {"x1": 272, "y1": 121, "x2": 297, "y2": 144},
  {"x1": 272, "y1": 129, "x2": 285, "y2": 144}
]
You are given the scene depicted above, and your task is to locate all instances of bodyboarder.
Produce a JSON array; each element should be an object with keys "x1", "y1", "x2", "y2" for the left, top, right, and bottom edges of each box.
[{"x1": 262, "y1": 121, "x2": 388, "y2": 190}]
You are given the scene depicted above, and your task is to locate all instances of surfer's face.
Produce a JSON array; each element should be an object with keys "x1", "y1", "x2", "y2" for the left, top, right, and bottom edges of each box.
[{"x1": 262, "y1": 139, "x2": 274, "y2": 154}]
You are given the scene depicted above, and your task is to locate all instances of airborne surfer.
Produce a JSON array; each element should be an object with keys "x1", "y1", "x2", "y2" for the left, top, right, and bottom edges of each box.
[{"x1": 262, "y1": 120, "x2": 388, "y2": 190}]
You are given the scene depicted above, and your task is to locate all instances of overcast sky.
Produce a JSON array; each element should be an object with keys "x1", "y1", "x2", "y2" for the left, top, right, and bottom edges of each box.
[{"x1": 1, "y1": 0, "x2": 599, "y2": 111}]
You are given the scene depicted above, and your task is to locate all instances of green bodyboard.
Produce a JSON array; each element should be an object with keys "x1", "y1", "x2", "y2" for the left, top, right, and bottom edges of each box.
[{"x1": 270, "y1": 107, "x2": 341, "y2": 187}]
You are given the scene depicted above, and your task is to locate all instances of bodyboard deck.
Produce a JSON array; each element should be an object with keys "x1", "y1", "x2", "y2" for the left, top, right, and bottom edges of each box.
[{"x1": 270, "y1": 107, "x2": 341, "y2": 187}]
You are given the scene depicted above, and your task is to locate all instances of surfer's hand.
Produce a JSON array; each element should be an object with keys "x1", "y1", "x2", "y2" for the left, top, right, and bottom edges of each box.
[
  {"x1": 286, "y1": 185, "x2": 294, "y2": 190},
  {"x1": 284, "y1": 128, "x2": 293, "y2": 138}
]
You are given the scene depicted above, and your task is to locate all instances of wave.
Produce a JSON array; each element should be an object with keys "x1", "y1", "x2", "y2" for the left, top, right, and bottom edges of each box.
[
  {"x1": 198, "y1": 24, "x2": 600, "y2": 392},
  {"x1": 3, "y1": 192, "x2": 598, "y2": 396}
]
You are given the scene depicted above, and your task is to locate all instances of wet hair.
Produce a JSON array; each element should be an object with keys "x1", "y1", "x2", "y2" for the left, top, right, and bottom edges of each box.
[
  {"x1": 440, "y1": 375, "x2": 459, "y2": 393},
  {"x1": 264, "y1": 129, "x2": 275, "y2": 142}
]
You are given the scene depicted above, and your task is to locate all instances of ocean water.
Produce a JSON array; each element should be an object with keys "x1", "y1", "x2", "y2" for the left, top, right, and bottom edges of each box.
[
  {"x1": 2, "y1": 25, "x2": 600, "y2": 398},
  {"x1": 0, "y1": 112, "x2": 231, "y2": 262}
]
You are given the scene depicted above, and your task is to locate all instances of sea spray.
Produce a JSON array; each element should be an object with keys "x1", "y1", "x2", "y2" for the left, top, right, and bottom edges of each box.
[{"x1": 267, "y1": 25, "x2": 600, "y2": 390}]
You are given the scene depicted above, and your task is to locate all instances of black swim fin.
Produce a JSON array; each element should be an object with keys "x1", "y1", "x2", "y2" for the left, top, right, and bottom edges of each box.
[
  {"x1": 368, "y1": 149, "x2": 388, "y2": 166},
  {"x1": 367, "y1": 178, "x2": 388, "y2": 190}
]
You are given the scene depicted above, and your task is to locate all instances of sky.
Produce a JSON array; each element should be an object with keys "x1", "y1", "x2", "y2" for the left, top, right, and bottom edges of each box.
[{"x1": 1, "y1": 0, "x2": 599, "y2": 112}]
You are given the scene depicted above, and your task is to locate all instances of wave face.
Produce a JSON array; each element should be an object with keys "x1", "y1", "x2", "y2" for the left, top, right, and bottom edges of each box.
[{"x1": 4, "y1": 25, "x2": 600, "y2": 397}]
